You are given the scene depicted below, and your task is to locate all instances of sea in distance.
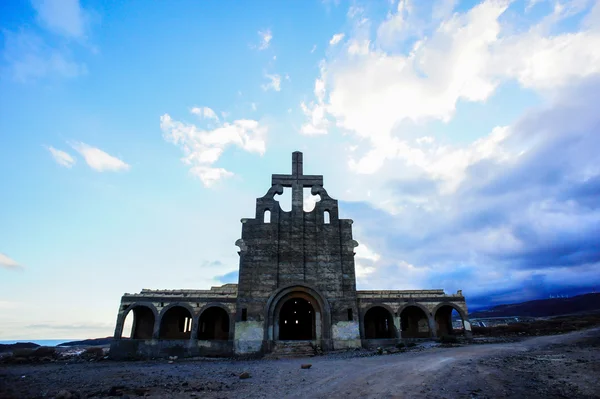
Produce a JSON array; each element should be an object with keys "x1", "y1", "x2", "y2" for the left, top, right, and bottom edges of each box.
[{"x1": 0, "y1": 339, "x2": 76, "y2": 347}]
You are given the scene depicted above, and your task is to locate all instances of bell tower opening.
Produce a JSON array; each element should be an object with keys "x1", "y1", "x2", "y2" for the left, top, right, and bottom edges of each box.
[{"x1": 278, "y1": 297, "x2": 315, "y2": 340}]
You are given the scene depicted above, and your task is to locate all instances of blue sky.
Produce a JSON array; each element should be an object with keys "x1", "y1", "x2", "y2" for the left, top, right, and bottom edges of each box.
[{"x1": 1, "y1": 0, "x2": 600, "y2": 339}]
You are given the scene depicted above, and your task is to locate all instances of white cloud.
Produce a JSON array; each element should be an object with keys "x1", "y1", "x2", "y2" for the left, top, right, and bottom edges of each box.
[
  {"x1": 191, "y1": 106, "x2": 219, "y2": 121},
  {"x1": 311, "y1": 44, "x2": 317, "y2": 53},
  {"x1": 262, "y1": 73, "x2": 281, "y2": 91},
  {"x1": 347, "y1": 39, "x2": 370, "y2": 55},
  {"x1": 355, "y1": 244, "x2": 381, "y2": 262},
  {"x1": 257, "y1": 29, "x2": 272, "y2": 50},
  {"x1": 0, "y1": 301, "x2": 20, "y2": 309},
  {"x1": 47, "y1": 146, "x2": 76, "y2": 168},
  {"x1": 2, "y1": 30, "x2": 87, "y2": 82},
  {"x1": 0, "y1": 253, "x2": 22, "y2": 270},
  {"x1": 493, "y1": 29, "x2": 600, "y2": 90},
  {"x1": 301, "y1": 0, "x2": 600, "y2": 178},
  {"x1": 160, "y1": 111, "x2": 267, "y2": 187},
  {"x1": 70, "y1": 142, "x2": 130, "y2": 172},
  {"x1": 300, "y1": 76, "x2": 330, "y2": 135},
  {"x1": 329, "y1": 33, "x2": 345, "y2": 45},
  {"x1": 349, "y1": 125, "x2": 512, "y2": 194},
  {"x1": 31, "y1": 0, "x2": 88, "y2": 39},
  {"x1": 2, "y1": 0, "x2": 94, "y2": 82}
]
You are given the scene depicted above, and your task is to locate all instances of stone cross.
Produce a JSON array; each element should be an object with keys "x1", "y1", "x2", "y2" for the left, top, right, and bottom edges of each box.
[{"x1": 272, "y1": 151, "x2": 323, "y2": 212}]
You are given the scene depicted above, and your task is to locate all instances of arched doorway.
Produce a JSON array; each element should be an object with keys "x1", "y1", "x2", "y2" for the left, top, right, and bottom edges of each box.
[
  {"x1": 266, "y1": 285, "x2": 330, "y2": 350},
  {"x1": 121, "y1": 305, "x2": 155, "y2": 339},
  {"x1": 198, "y1": 307, "x2": 230, "y2": 340},
  {"x1": 159, "y1": 306, "x2": 193, "y2": 339},
  {"x1": 278, "y1": 297, "x2": 315, "y2": 340},
  {"x1": 363, "y1": 306, "x2": 395, "y2": 339},
  {"x1": 400, "y1": 305, "x2": 431, "y2": 338},
  {"x1": 434, "y1": 305, "x2": 464, "y2": 337}
]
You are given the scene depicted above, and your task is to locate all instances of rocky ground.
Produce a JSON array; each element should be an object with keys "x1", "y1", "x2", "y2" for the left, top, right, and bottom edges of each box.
[{"x1": 1, "y1": 327, "x2": 599, "y2": 399}]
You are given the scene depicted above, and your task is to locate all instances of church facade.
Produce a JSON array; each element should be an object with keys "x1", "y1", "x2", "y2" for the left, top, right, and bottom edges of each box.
[{"x1": 110, "y1": 152, "x2": 471, "y2": 359}]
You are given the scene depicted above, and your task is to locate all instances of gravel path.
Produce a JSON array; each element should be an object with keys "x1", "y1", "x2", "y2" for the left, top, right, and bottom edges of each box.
[{"x1": 1, "y1": 328, "x2": 599, "y2": 398}]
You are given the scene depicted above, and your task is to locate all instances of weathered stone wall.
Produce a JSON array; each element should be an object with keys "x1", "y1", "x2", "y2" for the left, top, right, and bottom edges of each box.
[{"x1": 234, "y1": 152, "x2": 361, "y2": 353}]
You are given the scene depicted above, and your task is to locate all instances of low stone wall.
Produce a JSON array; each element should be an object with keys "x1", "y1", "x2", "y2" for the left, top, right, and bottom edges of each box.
[
  {"x1": 109, "y1": 339, "x2": 233, "y2": 360},
  {"x1": 362, "y1": 338, "x2": 398, "y2": 349}
]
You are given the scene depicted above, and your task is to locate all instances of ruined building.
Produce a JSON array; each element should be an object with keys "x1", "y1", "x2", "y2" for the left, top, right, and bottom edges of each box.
[{"x1": 111, "y1": 152, "x2": 471, "y2": 358}]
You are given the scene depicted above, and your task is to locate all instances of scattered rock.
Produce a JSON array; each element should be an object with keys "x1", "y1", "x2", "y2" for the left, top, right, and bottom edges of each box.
[
  {"x1": 32, "y1": 346, "x2": 57, "y2": 357},
  {"x1": 54, "y1": 390, "x2": 72, "y2": 399},
  {"x1": 239, "y1": 371, "x2": 251, "y2": 379},
  {"x1": 108, "y1": 385, "x2": 126, "y2": 396},
  {"x1": 83, "y1": 347, "x2": 104, "y2": 359},
  {"x1": 133, "y1": 388, "x2": 150, "y2": 395},
  {"x1": 301, "y1": 364, "x2": 312, "y2": 369}
]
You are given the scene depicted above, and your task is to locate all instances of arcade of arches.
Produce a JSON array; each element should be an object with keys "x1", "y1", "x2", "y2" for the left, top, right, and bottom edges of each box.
[{"x1": 118, "y1": 304, "x2": 232, "y2": 341}]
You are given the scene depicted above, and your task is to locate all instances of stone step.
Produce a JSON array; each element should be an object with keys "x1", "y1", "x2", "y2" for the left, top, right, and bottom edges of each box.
[{"x1": 266, "y1": 340, "x2": 316, "y2": 359}]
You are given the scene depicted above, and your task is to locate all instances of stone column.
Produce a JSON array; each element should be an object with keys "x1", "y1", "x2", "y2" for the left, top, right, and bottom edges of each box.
[
  {"x1": 152, "y1": 314, "x2": 161, "y2": 339},
  {"x1": 428, "y1": 315, "x2": 437, "y2": 338}
]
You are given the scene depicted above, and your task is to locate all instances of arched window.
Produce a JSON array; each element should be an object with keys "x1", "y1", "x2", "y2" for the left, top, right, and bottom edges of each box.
[
  {"x1": 364, "y1": 306, "x2": 395, "y2": 339},
  {"x1": 198, "y1": 307, "x2": 230, "y2": 340},
  {"x1": 264, "y1": 209, "x2": 271, "y2": 223},
  {"x1": 324, "y1": 210, "x2": 330, "y2": 224},
  {"x1": 434, "y1": 305, "x2": 465, "y2": 337},
  {"x1": 121, "y1": 305, "x2": 155, "y2": 339},
  {"x1": 400, "y1": 306, "x2": 431, "y2": 338},
  {"x1": 159, "y1": 306, "x2": 193, "y2": 339}
]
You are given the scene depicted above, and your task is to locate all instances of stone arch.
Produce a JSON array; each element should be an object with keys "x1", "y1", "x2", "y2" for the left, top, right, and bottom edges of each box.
[
  {"x1": 399, "y1": 303, "x2": 432, "y2": 338},
  {"x1": 198, "y1": 303, "x2": 232, "y2": 340},
  {"x1": 159, "y1": 303, "x2": 195, "y2": 339},
  {"x1": 362, "y1": 305, "x2": 397, "y2": 339},
  {"x1": 115, "y1": 303, "x2": 158, "y2": 339},
  {"x1": 265, "y1": 283, "x2": 331, "y2": 350},
  {"x1": 432, "y1": 302, "x2": 468, "y2": 337}
]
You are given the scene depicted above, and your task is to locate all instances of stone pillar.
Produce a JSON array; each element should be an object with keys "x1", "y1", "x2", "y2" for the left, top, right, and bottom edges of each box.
[
  {"x1": 113, "y1": 313, "x2": 125, "y2": 339},
  {"x1": 191, "y1": 312, "x2": 200, "y2": 341},
  {"x1": 393, "y1": 315, "x2": 401, "y2": 339},
  {"x1": 463, "y1": 318, "x2": 473, "y2": 340},
  {"x1": 152, "y1": 314, "x2": 161, "y2": 339},
  {"x1": 428, "y1": 315, "x2": 437, "y2": 338}
]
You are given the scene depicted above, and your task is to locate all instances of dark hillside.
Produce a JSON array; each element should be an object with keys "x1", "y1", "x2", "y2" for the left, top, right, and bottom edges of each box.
[
  {"x1": 0, "y1": 342, "x2": 40, "y2": 353},
  {"x1": 58, "y1": 337, "x2": 112, "y2": 347},
  {"x1": 470, "y1": 293, "x2": 600, "y2": 318}
]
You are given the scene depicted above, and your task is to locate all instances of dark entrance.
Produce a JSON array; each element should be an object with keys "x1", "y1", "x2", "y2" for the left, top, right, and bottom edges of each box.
[
  {"x1": 364, "y1": 306, "x2": 395, "y2": 339},
  {"x1": 278, "y1": 297, "x2": 315, "y2": 340},
  {"x1": 198, "y1": 307, "x2": 230, "y2": 340}
]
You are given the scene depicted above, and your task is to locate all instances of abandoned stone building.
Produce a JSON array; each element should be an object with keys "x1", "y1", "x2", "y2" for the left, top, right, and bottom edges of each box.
[{"x1": 110, "y1": 152, "x2": 471, "y2": 358}]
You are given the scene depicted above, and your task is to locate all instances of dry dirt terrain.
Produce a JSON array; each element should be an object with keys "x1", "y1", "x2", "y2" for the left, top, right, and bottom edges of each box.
[{"x1": 1, "y1": 327, "x2": 599, "y2": 399}]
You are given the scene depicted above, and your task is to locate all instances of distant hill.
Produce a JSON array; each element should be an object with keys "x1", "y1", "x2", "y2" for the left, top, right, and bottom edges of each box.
[
  {"x1": 58, "y1": 337, "x2": 113, "y2": 347},
  {"x1": 469, "y1": 293, "x2": 600, "y2": 318},
  {"x1": 0, "y1": 342, "x2": 40, "y2": 352}
]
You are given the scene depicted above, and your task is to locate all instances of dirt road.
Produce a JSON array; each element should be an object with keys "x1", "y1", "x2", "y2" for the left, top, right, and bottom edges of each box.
[{"x1": 1, "y1": 328, "x2": 599, "y2": 398}]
